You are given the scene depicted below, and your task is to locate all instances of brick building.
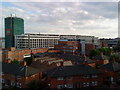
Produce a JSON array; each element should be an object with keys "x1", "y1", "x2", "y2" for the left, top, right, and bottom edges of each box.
[
  {"x1": 1, "y1": 62, "x2": 41, "y2": 88},
  {"x1": 46, "y1": 65, "x2": 103, "y2": 88},
  {"x1": 2, "y1": 47, "x2": 48, "y2": 62},
  {"x1": 98, "y1": 62, "x2": 120, "y2": 84},
  {"x1": 54, "y1": 39, "x2": 96, "y2": 55}
]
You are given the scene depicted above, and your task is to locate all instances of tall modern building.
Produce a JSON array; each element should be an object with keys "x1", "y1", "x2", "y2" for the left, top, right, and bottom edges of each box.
[{"x1": 5, "y1": 16, "x2": 24, "y2": 49}]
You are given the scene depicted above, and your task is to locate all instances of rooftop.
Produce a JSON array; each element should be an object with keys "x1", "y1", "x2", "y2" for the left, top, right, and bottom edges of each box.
[
  {"x1": 47, "y1": 64, "x2": 101, "y2": 77},
  {"x1": 2, "y1": 62, "x2": 40, "y2": 77}
]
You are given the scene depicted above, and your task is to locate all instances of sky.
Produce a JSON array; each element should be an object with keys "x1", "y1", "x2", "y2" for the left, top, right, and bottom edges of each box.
[{"x1": 0, "y1": 2, "x2": 119, "y2": 38}]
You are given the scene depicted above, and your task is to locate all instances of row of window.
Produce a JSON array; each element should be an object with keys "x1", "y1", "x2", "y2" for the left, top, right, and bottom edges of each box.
[
  {"x1": 57, "y1": 81, "x2": 98, "y2": 89},
  {"x1": 57, "y1": 75, "x2": 98, "y2": 80},
  {"x1": 1, "y1": 79, "x2": 22, "y2": 88}
]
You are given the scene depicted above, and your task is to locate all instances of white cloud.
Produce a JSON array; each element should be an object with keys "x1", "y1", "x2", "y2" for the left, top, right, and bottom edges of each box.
[{"x1": 1, "y1": 2, "x2": 118, "y2": 38}]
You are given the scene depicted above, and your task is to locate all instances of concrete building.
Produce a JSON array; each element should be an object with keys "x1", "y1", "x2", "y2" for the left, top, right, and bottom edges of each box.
[
  {"x1": 5, "y1": 16, "x2": 24, "y2": 49},
  {"x1": 15, "y1": 34, "x2": 99, "y2": 49},
  {"x1": 60, "y1": 35, "x2": 99, "y2": 46},
  {"x1": 15, "y1": 33, "x2": 60, "y2": 49}
]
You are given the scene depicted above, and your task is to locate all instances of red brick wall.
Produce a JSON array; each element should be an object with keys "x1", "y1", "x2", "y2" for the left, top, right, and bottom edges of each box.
[
  {"x1": 2, "y1": 72, "x2": 42, "y2": 88},
  {"x1": 47, "y1": 74, "x2": 103, "y2": 88},
  {"x1": 85, "y1": 44, "x2": 95, "y2": 55}
]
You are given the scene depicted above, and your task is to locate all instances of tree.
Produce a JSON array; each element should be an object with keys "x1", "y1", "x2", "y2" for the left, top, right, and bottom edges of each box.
[
  {"x1": 89, "y1": 48, "x2": 112, "y2": 59},
  {"x1": 89, "y1": 49, "x2": 100, "y2": 59},
  {"x1": 109, "y1": 55, "x2": 120, "y2": 63}
]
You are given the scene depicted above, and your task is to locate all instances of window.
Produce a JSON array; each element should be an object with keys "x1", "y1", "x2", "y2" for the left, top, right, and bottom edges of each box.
[
  {"x1": 17, "y1": 82, "x2": 22, "y2": 88},
  {"x1": 57, "y1": 77, "x2": 63, "y2": 80},
  {"x1": 1, "y1": 72, "x2": 4, "y2": 75},
  {"x1": 2, "y1": 78, "x2": 5, "y2": 83},
  {"x1": 83, "y1": 75, "x2": 90, "y2": 78},
  {"x1": 67, "y1": 77, "x2": 72, "y2": 80},
  {"x1": 92, "y1": 74, "x2": 97, "y2": 78},
  {"x1": 83, "y1": 82, "x2": 89, "y2": 87},
  {"x1": 67, "y1": 83, "x2": 73, "y2": 88},
  {"x1": 91, "y1": 81, "x2": 98, "y2": 86},
  {"x1": 57, "y1": 85, "x2": 64, "y2": 89},
  {"x1": 11, "y1": 81, "x2": 15, "y2": 86}
]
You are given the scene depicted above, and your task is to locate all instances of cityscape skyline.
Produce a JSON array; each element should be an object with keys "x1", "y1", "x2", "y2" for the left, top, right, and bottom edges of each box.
[{"x1": 0, "y1": 2, "x2": 118, "y2": 38}]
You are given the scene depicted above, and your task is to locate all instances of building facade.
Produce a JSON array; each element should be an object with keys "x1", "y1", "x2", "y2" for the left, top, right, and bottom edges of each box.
[
  {"x1": 15, "y1": 34, "x2": 60, "y2": 49},
  {"x1": 2, "y1": 47, "x2": 49, "y2": 62},
  {"x1": 15, "y1": 34, "x2": 99, "y2": 49},
  {"x1": 1, "y1": 62, "x2": 41, "y2": 88},
  {"x1": 5, "y1": 16, "x2": 24, "y2": 49},
  {"x1": 54, "y1": 39, "x2": 96, "y2": 55},
  {"x1": 46, "y1": 65, "x2": 103, "y2": 88}
]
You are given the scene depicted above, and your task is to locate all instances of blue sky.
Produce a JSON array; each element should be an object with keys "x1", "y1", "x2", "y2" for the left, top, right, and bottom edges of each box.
[{"x1": 0, "y1": 2, "x2": 118, "y2": 38}]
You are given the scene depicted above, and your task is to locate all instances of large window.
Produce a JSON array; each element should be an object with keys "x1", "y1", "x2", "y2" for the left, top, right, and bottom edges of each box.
[{"x1": 57, "y1": 77, "x2": 63, "y2": 80}]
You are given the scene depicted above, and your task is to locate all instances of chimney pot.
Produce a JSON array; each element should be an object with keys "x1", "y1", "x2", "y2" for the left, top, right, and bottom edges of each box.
[{"x1": 23, "y1": 61, "x2": 27, "y2": 66}]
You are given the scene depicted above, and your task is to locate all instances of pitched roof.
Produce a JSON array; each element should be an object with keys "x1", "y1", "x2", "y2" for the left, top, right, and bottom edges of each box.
[
  {"x1": 99, "y1": 62, "x2": 120, "y2": 72},
  {"x1": 2, "y1": 62, "x2": 40, "y2": 77},
  {"x1": 93, "y1": 55, "x2": 109, "y2": 60},
  {"x1": 30, "y1": 61, "x2": 54, "y2": 72},
  {"x1": 45, "y1": 53, "x2": 95, "y2": 64},
  {"x1": 46, "y1": 65, "x2": 101, "y2": 77}
]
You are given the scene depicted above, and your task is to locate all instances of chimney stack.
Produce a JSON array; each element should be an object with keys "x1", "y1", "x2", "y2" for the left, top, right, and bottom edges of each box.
[
  {"x1": 60, "y1": 61, "x2": 63, "y2": 67},
  {"x1": 23, "y1": 61, "x2": 27, "y2": 66}
]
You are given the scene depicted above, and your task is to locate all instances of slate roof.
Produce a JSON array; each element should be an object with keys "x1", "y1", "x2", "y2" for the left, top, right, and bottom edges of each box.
[
  {"x1": 30, "y1": 61, "x2": 54, "y2": 72},
  {"x1": 2, "y1": 62, "x2": 40, "y2": 77},
  {"x1": 46, "y1": 65, "x2": 101, "y2": 77},
  {"x1": 45, "y1": 53, "x2": 95, "y2": 64},
  {"x1": 99, "y1": 62, "x2": 120, "y2": 72},
  {"x1": 93, "y1": 55, "x2": 109, "y2": 60}
]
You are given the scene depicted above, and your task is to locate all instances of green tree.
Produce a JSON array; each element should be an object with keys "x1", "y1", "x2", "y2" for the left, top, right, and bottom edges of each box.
[
  {"x1": 89, "y1": 49, "x2": 100, "y2": 59},
  {"x1": 109, "y1": 55, "x2": 120, "y2": 63}
]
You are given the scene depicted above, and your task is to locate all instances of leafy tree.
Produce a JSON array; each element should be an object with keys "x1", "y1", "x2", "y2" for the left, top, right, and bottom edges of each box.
[
  {"x1": 109, "y1": 55, "x2": 120, "y2": 63},
  {"x1": 89, "y1": 49, "x2": 100, "y2": 59},
  {"x1": 89, "y1": 48, "x2": 112, "y2": 59}
]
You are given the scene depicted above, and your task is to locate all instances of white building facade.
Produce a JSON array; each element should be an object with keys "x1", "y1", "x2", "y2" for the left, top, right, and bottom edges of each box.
[{"x1": 15, "y1": 33, "x2": 100, "y2": 49}]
